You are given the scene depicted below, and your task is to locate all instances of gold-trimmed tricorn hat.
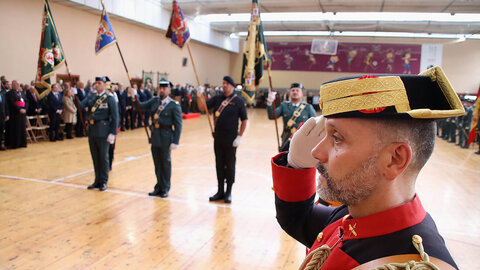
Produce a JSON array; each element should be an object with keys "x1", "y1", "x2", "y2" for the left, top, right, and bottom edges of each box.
[{"x1": 319, "y1": 66, "x2": 465, "y2": 119}]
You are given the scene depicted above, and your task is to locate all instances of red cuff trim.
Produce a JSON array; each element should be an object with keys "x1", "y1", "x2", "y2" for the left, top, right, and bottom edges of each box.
[{"x1": 271, "y1": 153, "x2": 317, "y2": 202}]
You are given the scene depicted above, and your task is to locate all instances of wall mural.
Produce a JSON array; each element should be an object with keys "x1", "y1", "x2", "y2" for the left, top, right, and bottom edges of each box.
[{"x1": 267, "y1": 41, "x2": 422, "y2": 74}]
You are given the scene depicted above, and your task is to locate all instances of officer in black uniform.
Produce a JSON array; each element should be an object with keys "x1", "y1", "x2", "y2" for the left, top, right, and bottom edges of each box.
[
  {"x1": 199, "y1": 76, "x2": 248, "y2": 203},
  {"x1": 138, "y1": 80, "x2": 182, "y2": 198},
  {"x1": 81, "y1": 76, "x2": 119, "y2": 191}
]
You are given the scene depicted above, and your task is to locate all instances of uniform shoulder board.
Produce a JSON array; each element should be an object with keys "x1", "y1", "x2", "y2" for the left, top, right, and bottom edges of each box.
[{"x1": 174, "y1": 100, "x2": 179, "y2": 104}]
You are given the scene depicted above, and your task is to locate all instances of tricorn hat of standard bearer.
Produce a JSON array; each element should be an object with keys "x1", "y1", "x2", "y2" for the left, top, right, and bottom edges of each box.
[
  {"x1": 95, "y1": 76, "x2": 110, "y2": 83},
  {"x1": 159, "y1": 80, "x2": 173, "y2": 88},
  {"x1": 319, "y1": 66, "x2": 465, "y2": 119}
]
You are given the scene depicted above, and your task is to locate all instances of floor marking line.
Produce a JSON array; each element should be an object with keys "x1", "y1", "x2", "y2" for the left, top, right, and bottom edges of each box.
[{"x1": 0, "y1": 174, "x2": 274, "y2": 213}]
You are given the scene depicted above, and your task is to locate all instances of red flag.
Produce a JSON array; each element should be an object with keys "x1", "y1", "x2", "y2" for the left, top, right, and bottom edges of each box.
[
  {"x1": 165, "y1": 0, "x2": 190, "y2": 48},
  {"x1": 467, "y1": 84, "x2": 480, "y2": 146}
]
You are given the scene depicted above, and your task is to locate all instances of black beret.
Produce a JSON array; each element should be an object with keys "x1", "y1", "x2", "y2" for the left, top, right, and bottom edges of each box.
[{"x1": 223, "y1": 76, "x2": 235, "y2": 86}]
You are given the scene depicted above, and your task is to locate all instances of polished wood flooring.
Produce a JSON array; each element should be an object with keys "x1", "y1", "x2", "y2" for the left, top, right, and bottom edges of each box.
[{"x1": 0, "y1": 109, "x2": 479, "y2": 269}]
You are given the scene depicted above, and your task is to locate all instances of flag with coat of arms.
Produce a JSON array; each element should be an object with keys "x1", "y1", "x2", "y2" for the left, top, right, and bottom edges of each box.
[
  {"x1": 241, "y1": 0, "x2": 267, "y2": 104},
  {"x1": 35, "y1": 0, "x2": 65, "y2": 99},
  {"x1": 95, "y1": 1, "x2": 117, "y2": 54},
  {"x1": 166, "y1": 0, "x2": 191, "y2": 48}
]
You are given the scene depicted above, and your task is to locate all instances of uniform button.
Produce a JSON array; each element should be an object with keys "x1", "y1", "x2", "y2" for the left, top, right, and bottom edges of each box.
[
  {"x1": 317, "y1": 232, "x2": 323, "y2": 242},
  {"x1": 412, "y1": 235, "x2": 422, "y2": 244}
]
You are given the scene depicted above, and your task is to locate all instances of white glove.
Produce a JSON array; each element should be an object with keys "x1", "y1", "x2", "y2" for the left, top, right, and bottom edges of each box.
[
  {"x1": 266, "y1": 91, "x2": 277, "y2": 106},
  {"x1": 107, "y1": 134, "x2": 115, "y2": 144},
  {"x1": 287, "y1": 116, "x2": 326, "y2": 169},
  {"x1": 170, "y1": 143, "x2": 179, "y2": 150},
  {"x1": 232, "y1": 136, "x2": 242, "y2": 147},
  {"x1": 197, "y1": 86, "x2": 205, "y2": 95}
]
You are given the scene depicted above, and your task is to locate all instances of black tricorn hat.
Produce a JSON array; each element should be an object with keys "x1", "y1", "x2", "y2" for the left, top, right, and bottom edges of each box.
[
  {"x1": 159, "y1": 80, "x2": 173, "y2": 88},
  {"x1": 319, "y1": 66, "x2": 465, "y2": 119},
  {"x1": 95, "y1": 76, "x2": 110, "y2": 83},
  {"x1": 290, "y1": 82, "x2": 303, "y2": 89}
]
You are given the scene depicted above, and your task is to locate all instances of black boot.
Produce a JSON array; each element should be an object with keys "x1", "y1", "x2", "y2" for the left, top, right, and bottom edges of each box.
[
  {"x1": 224, "y1": 183, "x2": 233, "y2": 203},
  {"x1": 209, "y1": 180, "x2": 224, "y2": 201}
]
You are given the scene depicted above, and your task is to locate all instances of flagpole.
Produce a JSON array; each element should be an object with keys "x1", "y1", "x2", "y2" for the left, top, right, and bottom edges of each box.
[
  {"x1": 63, "y1": 60, "x2": 87, "y2": 135},
  {"x1": 115, "y1": 42, "x2": 151, "y2": 142},
  {"x1": 186, "y1": 42, "x2": 214, "y2": 135},
  {"x1": 41, "y1": 0, "x2": 87, "y2": 134},
  {"x1": 266, "y1": 61, "x2": 281, "y2": 151}
]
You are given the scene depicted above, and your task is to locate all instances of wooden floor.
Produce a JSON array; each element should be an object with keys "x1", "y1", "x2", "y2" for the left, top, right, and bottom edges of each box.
[{"x1": 0, "y1": 108, "x2": 479, "y2": 269}]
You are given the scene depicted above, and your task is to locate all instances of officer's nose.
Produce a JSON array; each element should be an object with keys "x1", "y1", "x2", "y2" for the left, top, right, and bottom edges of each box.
[{"x1": 312, "y1": 137, "x2": 328, "y2": 164}]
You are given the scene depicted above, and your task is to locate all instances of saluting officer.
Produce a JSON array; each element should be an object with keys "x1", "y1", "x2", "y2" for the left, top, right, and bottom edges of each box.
[
  {"x1": 266, "y1": 82, "x2": 316, "y2": 150},
  {"x1": 137, "y1": 80, "x2": 182, "y2": 198},
  {"x1": 199, "y1": 75, "x2": 248, "y2": 203},
  {"x1": 81, "y1": 76, "x2": 119, "y2": 191}
]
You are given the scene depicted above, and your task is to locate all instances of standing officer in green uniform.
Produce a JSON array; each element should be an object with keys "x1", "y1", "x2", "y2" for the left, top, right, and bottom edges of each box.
[
  {"x1": 266, "y1": 82, "x2": 316, "y2": 151},
  {"x1": 81, "y1": 76, "x2": 119, "y2": 191},
  {"x1": 137, "y1": 80, "x2": 182, "y2": 198}
]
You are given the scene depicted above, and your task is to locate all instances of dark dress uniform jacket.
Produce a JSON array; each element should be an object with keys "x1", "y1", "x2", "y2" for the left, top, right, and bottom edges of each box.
[
  {"x1": 140, "y1": 96, "x2": 182, "y2": 147},
  {"x1": 271, "y1": 152, "x2": 458, "y2": 269},
  {"x1": 80, "y1": 92, "x2": 119, "y2": 138}
]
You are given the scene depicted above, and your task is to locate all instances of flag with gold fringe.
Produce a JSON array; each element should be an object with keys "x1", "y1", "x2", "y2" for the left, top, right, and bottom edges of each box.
[
  {"x1": 35, "y1": 0, "x2": 65, "y2": 99},
  {"x1": 166, "y1": 0, "x2": 191, "y2": 48},
  {"x1": 241, "y1": 0, "x2": 267, "y2": 104},
  {"x1": 467, "y1": 85, "x2": 480, "y2": 146},
  {"x1": 95, "y1": 1, "x2": 117, "y2": 54}
]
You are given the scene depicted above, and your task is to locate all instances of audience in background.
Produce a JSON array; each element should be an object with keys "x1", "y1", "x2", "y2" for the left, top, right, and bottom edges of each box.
[{"x1": 62, "y1": 87, "x2": 77, "y2": 139}]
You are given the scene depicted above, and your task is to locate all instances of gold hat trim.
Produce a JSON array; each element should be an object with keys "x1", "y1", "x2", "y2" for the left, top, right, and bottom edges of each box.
[
  {"x1": 320, "y1": 76, "x2": 410, "y2": 116},
  {"x1": 410, "y1": 66, "x2": 465, "y2": 118},
  {"x1": 319, "y1": 66, "x2": 465, "y2": 118}
]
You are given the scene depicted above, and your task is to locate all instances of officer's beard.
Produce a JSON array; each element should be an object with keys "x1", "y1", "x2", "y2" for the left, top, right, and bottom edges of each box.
[{"x1": 159, "y1": 94, "x2": 165, "y2": 100}]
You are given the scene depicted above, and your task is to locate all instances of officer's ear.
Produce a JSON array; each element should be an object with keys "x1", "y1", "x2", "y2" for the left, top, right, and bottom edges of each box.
[{"x1": 378, "y1": 142, "x2": 412, "y2": 181}]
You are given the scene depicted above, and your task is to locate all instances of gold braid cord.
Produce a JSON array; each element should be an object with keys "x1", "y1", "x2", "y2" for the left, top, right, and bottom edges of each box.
[
  {"x1": 298, "y1": 244, "x2": 331, "y2": 270},
  {"x1": 371, "y1": 235, "x2": 440, "y2": 270}
]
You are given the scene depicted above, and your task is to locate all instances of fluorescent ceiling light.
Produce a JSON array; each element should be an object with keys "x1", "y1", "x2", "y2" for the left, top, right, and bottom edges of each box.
[
  {"x1": 196, "y1": 12, "x2": 480, "y2": 23},
  {"x1": 235, "y1": 31, "x2": 480, "y2": 39}
]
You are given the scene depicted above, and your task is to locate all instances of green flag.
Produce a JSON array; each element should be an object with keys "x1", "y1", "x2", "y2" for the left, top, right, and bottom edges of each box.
[
  {"x1": 241, "y1": 0, "x2": 267, "y2": 104},
  {"x1": 35, "y1": 0, "x2": 65, "y2": 99}
]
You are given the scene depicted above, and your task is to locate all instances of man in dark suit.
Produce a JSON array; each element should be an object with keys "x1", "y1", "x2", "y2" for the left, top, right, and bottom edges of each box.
[
  {"x1": 26, "y1": 86, "x2": 42, "y2": 116},
  {"x1": 75, "y1": 81, "x2": 88, "y2": 137},
  {"x1": 80, "y1": 76, "x2": 119, "y2": 191},
  {"x1": 136, "y1": 84, "x2": 146, "y2": 127},
  {"x1": 47, "y1": 83, "x2": 64, "y2": 141},
  {"x1": 143, "y1": 82, "x2": 153, "y2": 126},
  {"x1": 115, "y1": 83, "x2": 127, "y2": 131},
  {"x1": 0, "y1": 87, "x2": 9, "y2": 150}
]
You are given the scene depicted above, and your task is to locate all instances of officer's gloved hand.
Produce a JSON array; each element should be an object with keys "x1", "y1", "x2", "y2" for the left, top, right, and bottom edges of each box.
[
  {"x1": 197, "y1": 86, "x2": 205, "y2": 95},
  {"x1": 107, "y1": 134, "x2": 115, "y2": 144},
  {"x1": 170, "y1": 143, "x2": 179, "y2": 150},
  {"x1": 287, "y1": 116, "x2": 326, "y2": 169},
  {"x1": 232, "y1": 136, "x2": 242, "y2": 147},
  {"x1": 266, "y1": 91, "x2": 276, "y2": 106}
]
